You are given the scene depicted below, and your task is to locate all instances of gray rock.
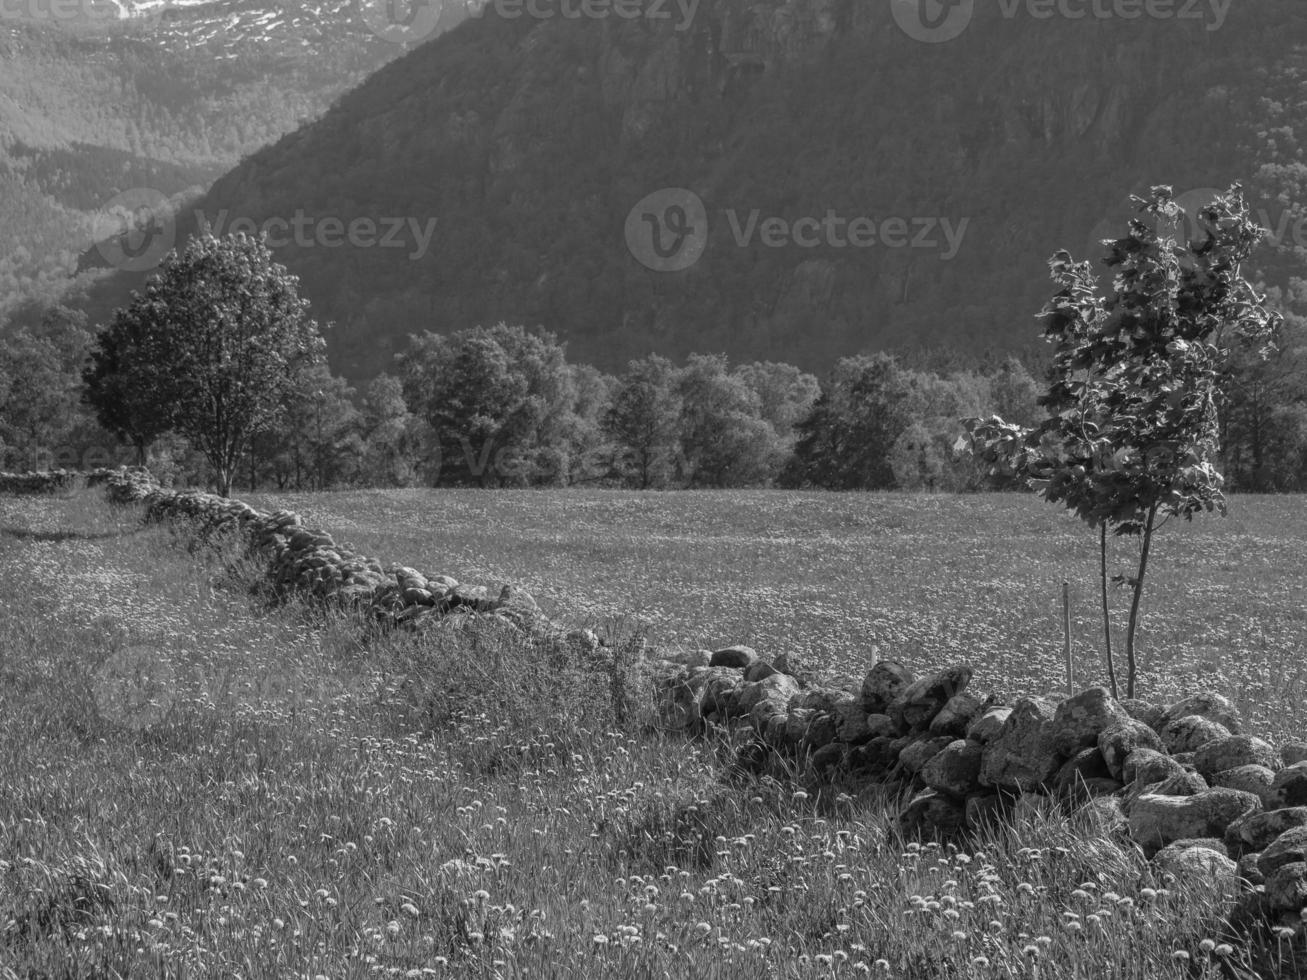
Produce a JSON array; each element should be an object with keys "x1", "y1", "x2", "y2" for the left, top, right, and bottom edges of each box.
[
  {"x1": 849, "y1": 736, "x2": 899, "y2": 777},
  {"x1": 798, "y1": 687, "x2": 853, "y2": 713},
  {"x1": 834, "y1": 702, "x2": 874, "y2": 744},
  {"x1": 898, "y1": 734, "x2": 957, "y2": 775},
  {"x1": 1050, "y1": 687, "x2": 1131, "y2": 757},
  {"x1": 1259, "y1": 827, "x2": 1307, "y2": 878},
  {"x1": 897, "y1": 789, "x2": 966, "y2": 841},
  {"x1": 1154, "y1": 837, "x2": 1229, "y2": 864},
  {"x1": 1120, "y1": 698, "x2": 1165, "y2": 730},
  {"x1": 1281, "y1": 741, "x2": 1307, "y2": 768},
  {"x1": 1158, "y1": 692, "x2": 1242, "y2": 735},
  {"x1": 809, "y1": 742, "x2": 847, "y2": 778},
  {"x1": 742, "y1": 661, "x2": 778, "y2": 683},
  {"x1": 921, "y1": 740, "x2": 985, "y2": 799},
  {"x1": 1225, "y1": 807, "x2": 1307, "y2": 857},
  {"x1": 966, "y1": 706, "x2": 1011, "y2": 746},
  {"x1": 863, "y1": 713, "x2": 900, "y2": 740},
  {"x1": 710, "y1": 646, "x2": 758, "y2": 669},
  {"x1": 1159, "y1": 715, "x2": 1231, "y2": 755},
  {"x1": 1051, "y1": 748, "x2": 1112, "y2": 800},
  {"x1": 1193, "y1": 735, "x2": 1281, "y2": 777},
  {"x1": 1264, "y1": 862, "x2": 1307, "y2": 912},
  {"x1": 861, "y1": 661, "x2": 914, "y2": 714},
  {"x1": 737, "y1": 672, "x2": 801, "y2": 718},
  {"x1": 1071, "y1": 796, "x2": 1128, "y2": 837},
  {"x1": 979, "y1": 697, "x2": 1062, "y2": 792},
  {"x1": 1236, "y1": 851, "x2": 1265, "y2": 887},
  {"x1": 1149, "y1": 771, "x2": 1211, "y2": 797},
  {"x1": 1155, "y1": 845, "x2": 1240, "y2": 895},
  {"x1": 1121, "y1": 748, "x2": 1184, "y2": 787},
  {"x1": 1099, "y1": 720, "x2": 1166, "y2": 780},
  {"x1": 1211, "y1": 765, "x2": 1277, "y2": 806},
  {"x1": 929, "y1": 692, "x2": 988, "y2": 738},
  {"x1": 889, "y1": 665, "x2": 974, "y2": 732},
  {"x1": 1129, "y1": 788, "x2": 1261, "y2": 852},
  {"x1": 1269, "y1": 762, "x2": 1307, "y2": 808}
]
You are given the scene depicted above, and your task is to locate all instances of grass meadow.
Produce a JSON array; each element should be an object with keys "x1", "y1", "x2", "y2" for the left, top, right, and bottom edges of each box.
[{"x1": 0, "y1": 488, "x2": 1304, "y2": 978}]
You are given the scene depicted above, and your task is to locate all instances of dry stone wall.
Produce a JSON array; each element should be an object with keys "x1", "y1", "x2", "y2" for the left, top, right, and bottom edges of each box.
[
  {"x1": 99, "y1": 468, "x2": 1307, "y2": 934},
  {"x1": 0, "y1": 469, "x2": 82, "y2": 494}
]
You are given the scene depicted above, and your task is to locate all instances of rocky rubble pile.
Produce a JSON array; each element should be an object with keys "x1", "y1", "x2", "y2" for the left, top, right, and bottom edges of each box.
[
  {"x1": 103, "y1": 468, "x2": 592, "y2": 650},
  {"x1": 653, "y1": 647, "x2": 1307, "y2": 930}
]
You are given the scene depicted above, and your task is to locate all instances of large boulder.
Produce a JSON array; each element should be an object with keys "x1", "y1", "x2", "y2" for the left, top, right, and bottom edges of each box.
[
  {"x1": 898, "y1": 734, "x2": 957, "y2": 775},
  {"x1": 710, "y1": 646, "x2": 758, "y2": 669},
  {"x1": 1120, "y1": 698, "x2": 1165, "y2": 731},
  {"x1": 1157, "y1": 692, "x2": 1242, "y2": 735},
  {"x1": 742, "y1": 661, "x2": 778, "y2": 683},
  {"x1": 1210, "y1": 765, "x2": 1277, "y2": 806},
  {"x1": 1281, "y1": 741, "x2": 1307, "y2": 768},
  {"x1": 896, "y1": 789, "x2": 966, "y2": 842},
  {"x1": 929, "y1": 692, "x2": 989, "y2": 738},
  {"x1": 834, "y1": 702, "x2": 874, "y2": 744},
  {"x1": 1154, "y1": 844, "x2": 1240, "y2": 896},
  {"x1": 861, "y1": 661, "x2": 914, "y2": 714},
  {"x1": 979, "y1": 697, "x2": 1063, "y2": 792},
  {"x1": 1225, "y1": 807, "x2": 1307, "y2": 857},
  {"x1": 889, "y1": 665, "x2": 974, "y2": 731},
  {"x1": 737, "y1": 673, "x2": 801, "y2": 718},
  {"x1": 1051, "y1": 748, "x2": 1112, "y2": 800},
  {"x1": 921, "y1": 740, "x2": 985, "y2": 799},
  {"x1": 1129, "y1": 788, "x2": 1262, "y2": 852},
  {"x1": 1050, "y1": 687, "x2": 1131, "y2": 757},
  {"x1": 966, "y1": 706, "x2": 1011, "y2": 746},
  {"x1": 1269, "y1": 762, "x2": 1307, "y2": 808},
  {"x1": 1264, "y1": 863, "x2": 1307, "y2": 912},
  {"x1": 1259, "y1": 827, "x2": 1307, "y2": 878},
  {"x1": 848, "y1": 736, "x2": 899, "y2": 778},
  {"x1": 1121, "y1": 748, "x2": 1184, "y2": 787},
  {"x1": 1099, "y1": 721, "x2": 1166, "y2": 780},
  {"x1": 1159, "y1": 715, "x2": 1231, "y2": 755},
  {"x1": 1193, "y1": 735, "x2": 1281, "y2": 778}
]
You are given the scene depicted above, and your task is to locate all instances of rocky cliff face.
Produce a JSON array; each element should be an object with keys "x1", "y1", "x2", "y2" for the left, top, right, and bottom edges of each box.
[{"x1": 77, "y1": 0, "x2": 1307, "y2": 379}]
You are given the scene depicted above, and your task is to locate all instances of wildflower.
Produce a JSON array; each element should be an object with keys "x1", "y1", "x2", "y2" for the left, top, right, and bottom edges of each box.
[
  {"x1": 971, "y1": 956, "x2": 989, "y2": 968},
  {"x1": 695, "y1": 922, "x2": 712, "y2": 937},
  {"x1": 1200, "y1": 939, "x2": 1216, "y2": 954},
  {"x1": 1173, "y1": 951, "x2": 1190, "y2": 962},
  {"x1": 1214, "y1": 944, "x2": 1233, "y2": 957}
]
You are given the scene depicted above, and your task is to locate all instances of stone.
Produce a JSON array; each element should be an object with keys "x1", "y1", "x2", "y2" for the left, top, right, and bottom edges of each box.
[
  {"x1": 1099, "y1": 720, "x2": 1166, "y2": 780},
  {"x1": 861, "y1": 661, "x2": 914, "y2": 714},
  {"x1": 784, "y1": 708, "x2": 819, "y2": 749},
  {"x1": 1259, "y1": 828, "x2": 1307, "y2": 878},
  {"x1": 809, "y1": 743, "x2": 847, "y2": 778},
  {"x1": 1158, "y1": 692, "x2": 1242, "y2": 735},
  {"x1": 965, "y1": 706, "x2": 1011, "y2": 746},
  {"x1": 929, "y1": 692, "x2": 988, "y2": 738},
  {"x1": 1155, "y1": 845, "x2": 1240, "y2": 895},
  {"x1": 863, "y1": 714, "x2": 900, "y2": 740},
  {"x1": 1121, "y1": 748, "x2": 1184, "y2": 787},
  {"x1": 799, "y1": 712, "x2": 839, "y2": 751},
  {"x1": 1264, "y1": 863, "x2": 1307, "y2": 912},
  {"x1": 1128, "y1": 788, "x2": 1262, "y2": 852},
  {"x1": 736, "y1": 673, "x2": 801, "y2": 718},
  {"x1": 1147, "y1": 771, "x2": 1210, "y2": 798},
  {"x1": 1210, "y1": 765, "x2": 1277, "y2": 806},
  {"x1": 834, "y1": 702, "x2": 874, "y2": 744},
  {"x1": 1071, "y1": 796, "x2": 1128, "y2": 837},
  {"x1": 979, "y1": 697, "x2": 1062, "y2": 792},
  {"x1": 1159, "y1": 715, "x2": 1231, "y2": 755},
  {"x1": 798, "y1": 687, "x2": 853, "y2": 713},
  {"x1": 897, "y1": 789, "x2": 966, "y2": 842},
  {"x1": 898, "y1": 735, "x2": 957, "y2": 775},
  {"x1": 1269, "y1": 762, "x2": 1307, "y2": 808},
  {"x1": 742, "y1": 661, "x2": 778, "y2": 683},
  {"x1": 1225, "y1": 808, "x2": 1307, "y2": 857},
  {"x1": 888, "y1": 665, "x2": 974, "y2": 731},
  {"x1": 1281, "y1": 741, "x2": 1307, "y2": 768},
  {"x1": 710, "y1": 646, "x2": 758, "y2": 669},
  {"x1": 1050, "y1": 687, "x2": 1131, "y2": 757},
  {"x1": 920, "y1": 740, "x2": 985, "y2": 799},
  {"x1": 849, "y1": 736, "x2": 898, "y2": 778},
  {"x1": 1236, "y1": 852, "x2": 1265, "y2": 887},
  {"x1": 1120, "y1": 698, "x2": 1165, "y2": 730},
  {"x1": 1051, "y1": 748, "x2": 1112, "y2": 800},
  {"x1": 1193, "y1": 735, "x2": 1281, "y2": 777}
]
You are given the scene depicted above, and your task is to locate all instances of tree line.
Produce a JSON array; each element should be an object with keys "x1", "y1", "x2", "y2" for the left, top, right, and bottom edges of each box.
[{"x1": 1, "y1": 219, "x2": 1303, "y2": 495}]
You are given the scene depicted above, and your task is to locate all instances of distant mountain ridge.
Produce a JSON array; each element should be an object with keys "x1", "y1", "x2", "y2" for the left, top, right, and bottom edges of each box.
[{"x1": 69, "y1": 0, "x2": 1307, "y2": 379}]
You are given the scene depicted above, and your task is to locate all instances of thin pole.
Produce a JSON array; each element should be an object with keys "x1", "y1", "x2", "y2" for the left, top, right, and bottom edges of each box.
[{"x1": 1063, "y1": 581, "x2": 1073, "y2": 697}]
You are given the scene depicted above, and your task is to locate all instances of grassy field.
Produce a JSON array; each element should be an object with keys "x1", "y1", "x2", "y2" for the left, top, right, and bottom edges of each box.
[
  {"x1": 248, "y1": 488, "x2": 1307, "y2": 740},
  {"x1": 0, "y1": 488, "x2": 1304, "y2": 978}
]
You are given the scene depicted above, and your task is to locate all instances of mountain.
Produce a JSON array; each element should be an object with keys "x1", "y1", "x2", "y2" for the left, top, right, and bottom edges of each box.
[
  {"x1": 73, "y1": 0, "x2": 1307, "y2": 379},
  {"x1": 0, "y1": 0, "x2": 469, "y2": 319}
]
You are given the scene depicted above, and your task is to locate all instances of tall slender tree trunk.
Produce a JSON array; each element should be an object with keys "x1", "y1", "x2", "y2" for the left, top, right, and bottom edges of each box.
[
  {"x1": 1124, "y1": 502, "x2": 1159, "y2": 699},
  {"x1": 1100, "y1": 521, "x2": 1117, "y2": 698}
]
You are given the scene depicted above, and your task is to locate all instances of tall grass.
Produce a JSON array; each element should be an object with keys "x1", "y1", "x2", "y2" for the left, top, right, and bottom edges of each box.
[{"x1": 0, "y1": 491, "x2": 1303, "y2": 978}]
